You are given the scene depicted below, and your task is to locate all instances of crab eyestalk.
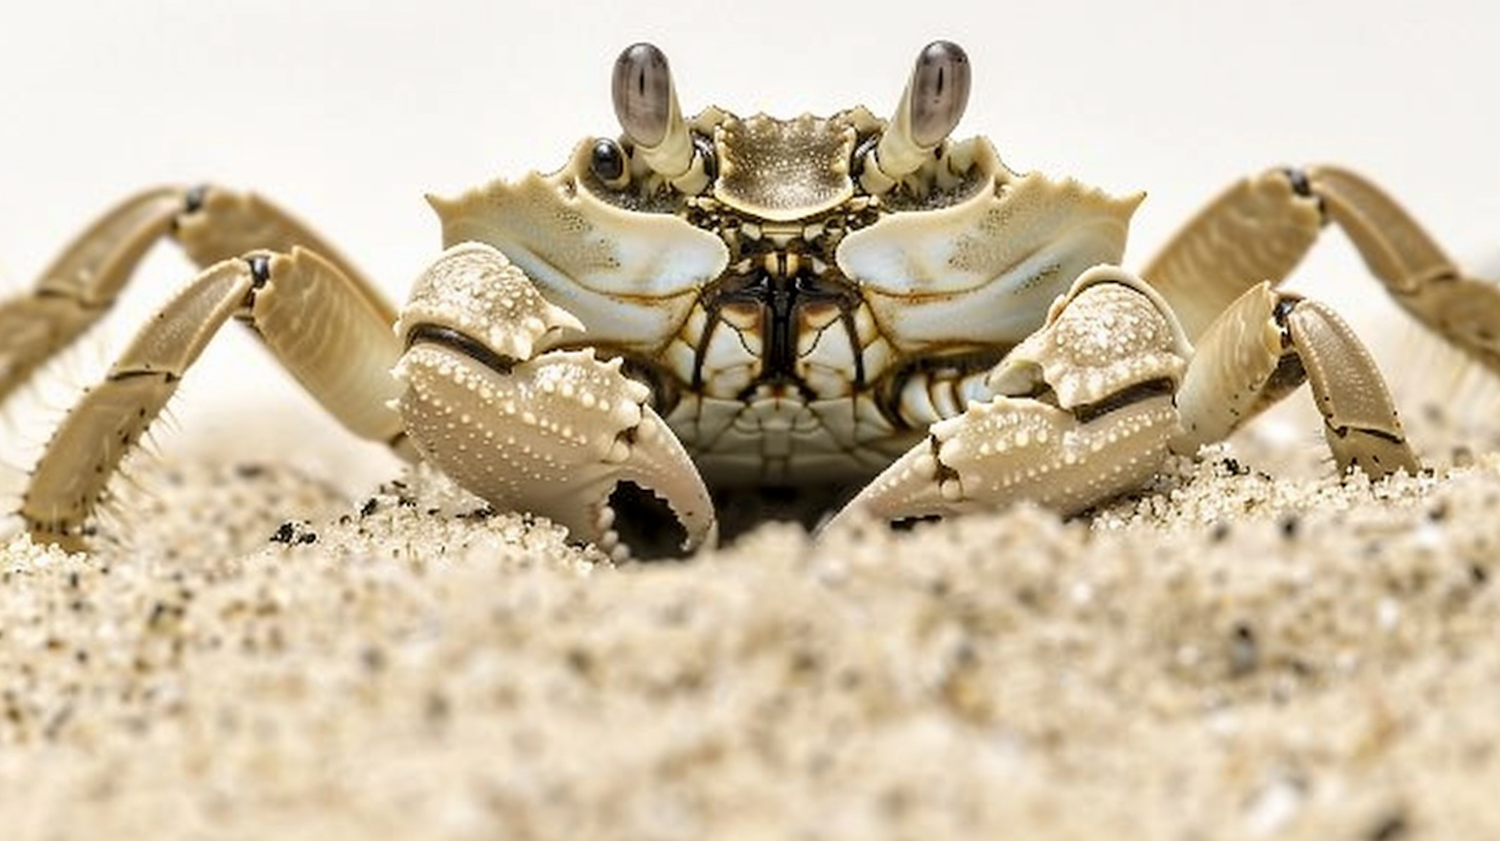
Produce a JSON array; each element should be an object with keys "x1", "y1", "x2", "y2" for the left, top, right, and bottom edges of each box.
[
  {"x1": 612, "y1": 43, "x2": 697, "y2": 183},
  {"x1": 863, "y1": 41, "x2": 971, "y2": 191}
]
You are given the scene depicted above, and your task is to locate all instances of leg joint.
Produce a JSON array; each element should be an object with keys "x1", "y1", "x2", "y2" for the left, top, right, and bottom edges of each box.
[
  {"x1": 244, "y1": 253, "x2": 274, "y2": 288},
  {"x1": 1281, "y1": 166, "x2": 1314, "y2": 198},
  {"x1": 1279, "y1": 167, "x2": 1327, "y2": 220},
  {"x1": 168, "y1": 184, "x2": 212, "y2": 237}
]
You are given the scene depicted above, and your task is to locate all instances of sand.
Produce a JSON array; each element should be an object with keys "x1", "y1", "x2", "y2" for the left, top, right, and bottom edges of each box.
[{"x1": 2, "y1": 387, "x2": 1499, "y2": 840}]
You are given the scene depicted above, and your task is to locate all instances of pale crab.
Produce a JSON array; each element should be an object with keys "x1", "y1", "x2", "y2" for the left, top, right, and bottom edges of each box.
[{"x1": 4, "y1": 42, "x2": 1498, "y2": 557}]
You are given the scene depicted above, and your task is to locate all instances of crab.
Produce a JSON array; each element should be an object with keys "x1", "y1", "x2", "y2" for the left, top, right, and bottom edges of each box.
[{"x1": 4, "y1": 41, "x2": 1499, "y2": 557}]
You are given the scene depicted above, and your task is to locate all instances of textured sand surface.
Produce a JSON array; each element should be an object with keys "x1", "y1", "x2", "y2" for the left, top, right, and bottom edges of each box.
[{"x1": 3, "y1": 390, "x2": 1500, "y2": 839}]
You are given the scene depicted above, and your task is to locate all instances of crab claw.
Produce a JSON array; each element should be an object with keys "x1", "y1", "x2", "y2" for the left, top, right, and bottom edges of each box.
[
  {"x1": 827, "y1": 393, "x2": 1181, "y2": 530},
  {"x1": 395, "y1": 243, "x2": 717, "y2": 557},
  {"x1": 827, "y1": 268, "x2": 1190, "y2": 530}
]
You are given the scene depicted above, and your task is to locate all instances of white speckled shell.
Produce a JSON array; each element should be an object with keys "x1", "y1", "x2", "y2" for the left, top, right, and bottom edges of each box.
[
  {"x1": 712, "y1": 112, "x2": 858, "y2": 222},
  {"x1": 837, "y1": 153, "x2": 1142, "y2": 352},
  {"x1": 987, "y1": 266, "x2": 1193, "y2": 408},
  {"x1": 429, "y1": 144, "x2": 729, "y2": 350}
]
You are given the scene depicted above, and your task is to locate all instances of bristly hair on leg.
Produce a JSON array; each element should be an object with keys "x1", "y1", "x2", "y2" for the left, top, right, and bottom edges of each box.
[
  {"x1": 0, "y1": 324, "x2": 118, "y2": 515},
  {"x1": 1386, "y1": 313, "x2": 1500, "y2": 469},
  {"x1": 85, "y1": 383, "x2": 197, "y2": 552}
]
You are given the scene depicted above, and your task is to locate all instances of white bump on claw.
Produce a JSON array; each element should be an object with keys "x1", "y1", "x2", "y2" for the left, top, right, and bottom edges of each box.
[{"x1": 913, "y1": 451, "x2": 938, "y2": 479}]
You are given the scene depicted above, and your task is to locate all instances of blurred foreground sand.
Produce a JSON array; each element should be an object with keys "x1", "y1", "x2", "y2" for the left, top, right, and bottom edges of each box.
[{"x1": 2, "y1": 349, "x2": 1499, "y2": 840}]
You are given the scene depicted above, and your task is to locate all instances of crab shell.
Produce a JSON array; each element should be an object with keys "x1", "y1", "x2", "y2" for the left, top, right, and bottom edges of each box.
[{"x1": 420, "y1": 105, "x2": 1140, "y2": 511}]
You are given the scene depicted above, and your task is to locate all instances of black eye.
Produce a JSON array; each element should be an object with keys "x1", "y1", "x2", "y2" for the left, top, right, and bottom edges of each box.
[{"x1": 590, "y1": 137, "x2": 627, "y2": 185}]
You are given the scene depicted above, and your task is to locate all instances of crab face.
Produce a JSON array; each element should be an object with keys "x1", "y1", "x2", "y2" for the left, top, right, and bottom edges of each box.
[{"x1": 428, "y1": 42, "x2": 1140, "y2": 493}]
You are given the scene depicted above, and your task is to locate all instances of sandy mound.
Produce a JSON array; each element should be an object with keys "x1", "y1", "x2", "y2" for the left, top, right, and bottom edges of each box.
[{"x1": 3, "y1": 414, "x2": 1499, "y2": 840}]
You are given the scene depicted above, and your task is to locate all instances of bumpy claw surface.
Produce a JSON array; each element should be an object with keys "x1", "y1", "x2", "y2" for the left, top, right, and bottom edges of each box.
[
  {"x1": 398, "y1": 242, "x2": 586, "y2": 361},
  {"x1": 395, "y1": 243, "x2": 717, "y2": 557},
  {"x1": 986, "y1": 271, "x2": 1191, "y2": 408},
  {"x1": 833, "y1": 395, "x2": 1181, "y2": 525},
  {"x1": 830, "y1": 269, "x2": 1190, "y2": 527}
]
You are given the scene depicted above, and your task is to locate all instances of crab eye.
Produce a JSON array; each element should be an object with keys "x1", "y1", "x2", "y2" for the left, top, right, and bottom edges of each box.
[
  {"x1": 590, "y1": 137, "x2": 628, "y2": 186},
  {"x1": 608, "y1": 42, "x2": 697, "y2": 182},
  {"x1": 612, "y1": 43, "x2": 674, "y2": 148},
  {"x1": 862, "y1": 40, "x2": 973, "y2": 188},
  {"x1": 908, "y1": 41, "x2": 971, "y2": 147}
]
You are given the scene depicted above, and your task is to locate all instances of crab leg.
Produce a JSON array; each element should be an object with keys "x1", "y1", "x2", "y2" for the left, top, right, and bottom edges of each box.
[
  {"x1": 0, "y1": 188, "x2": 184, "y2": 404},
  {"x1": 827, "y1": 267, "x2": 1191, "y2": 527},
  {"x1": 21, "y1": 248, "x2": 407, "y2": 549},
  {"x1": 0, "y1": 186, "x2": 396, "y2": 409},
  {"x1": 173, "y1": 187, "x2": 394, "y2": 323},
  {"x1": 1309, "y1": 166, "x2": 1500, "y2": 373},
  {"x1": 1143, "y1": 166, "x2": 1500, "y2": 372},
  {"x1": 1173, "y1": 282, "x2": 1419, "y2": 476},
  {"x1": 394, "y1": 242, "x2": 717, "y2": 558},
  {"x1": 1140, "y1": 169, "x2": 1321, "y2": 341}
]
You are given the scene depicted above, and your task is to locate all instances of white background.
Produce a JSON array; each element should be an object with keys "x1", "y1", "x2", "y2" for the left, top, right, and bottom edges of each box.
[{"x1": 1, "y1": 0, "x2": 1496, "y2": 485}]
